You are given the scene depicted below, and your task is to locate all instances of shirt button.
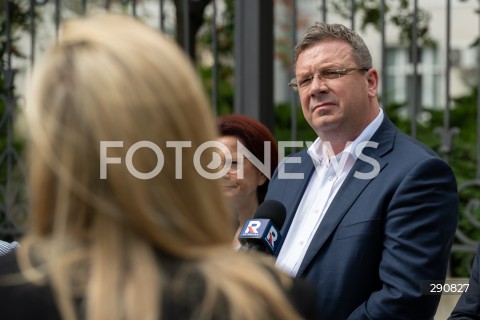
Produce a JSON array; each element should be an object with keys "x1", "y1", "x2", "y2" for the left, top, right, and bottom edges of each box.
[
  {"x1": 314, "y1": 209, "x2": 319, "y2": 213},
  {"x1": 299, "y1": 241, "x2": 304, "y2": 245},
  {"x1": 328, "y1": 176, "x2": 334, "y2": 181}
]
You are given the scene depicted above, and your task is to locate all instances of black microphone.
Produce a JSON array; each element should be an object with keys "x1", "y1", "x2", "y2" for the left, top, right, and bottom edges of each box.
[{"x1": 238, "y1": 200, "x2": 286, "y2": 255}]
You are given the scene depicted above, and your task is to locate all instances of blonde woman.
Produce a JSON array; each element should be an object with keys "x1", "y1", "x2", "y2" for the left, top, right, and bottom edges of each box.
[{"x1": 0, "y1": 14, "x2": 317, "y2": 320}]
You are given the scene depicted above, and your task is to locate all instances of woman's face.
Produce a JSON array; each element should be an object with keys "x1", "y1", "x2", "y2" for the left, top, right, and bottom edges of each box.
[{"x1": 217, "y1": 135, "x2": 267, "y2": 210}]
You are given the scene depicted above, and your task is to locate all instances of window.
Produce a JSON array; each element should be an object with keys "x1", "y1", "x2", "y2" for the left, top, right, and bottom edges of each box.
[{"x1": 386, "y1": 47, "x2": 441, "y2": 108}]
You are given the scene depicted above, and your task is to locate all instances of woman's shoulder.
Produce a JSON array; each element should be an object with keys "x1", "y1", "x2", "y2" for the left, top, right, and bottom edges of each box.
[
  {"x1": 261, "y1": 262, "x2": 319, "y2": 320},
  {"x1": 161, "y1": 254, "x2": 319, "y2": 319},
  {"x1": 287, "y1": 276, "x2": 319, "y2": 320},
  {"x1": 0, "y1": 251, "x2": 62, "y2": 320}
]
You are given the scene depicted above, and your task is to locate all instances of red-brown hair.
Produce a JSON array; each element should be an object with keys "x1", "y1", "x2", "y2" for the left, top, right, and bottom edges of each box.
[{"x1": 217, "y1": 114, "x2": 278, "y2": 204}]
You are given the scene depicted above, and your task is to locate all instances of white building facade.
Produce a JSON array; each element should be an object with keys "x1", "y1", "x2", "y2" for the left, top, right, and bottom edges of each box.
[{"x1": 274, "y1": 0, "x2": 480, "y2": 110}]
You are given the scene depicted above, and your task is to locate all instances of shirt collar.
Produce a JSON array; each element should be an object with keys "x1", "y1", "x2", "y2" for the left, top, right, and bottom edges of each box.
[{"x1": 307, "y1": 108, "x2": 384, "y2": 162}]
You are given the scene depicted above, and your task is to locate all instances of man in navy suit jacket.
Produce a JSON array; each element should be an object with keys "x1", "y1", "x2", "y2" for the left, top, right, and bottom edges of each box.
[
  {"x1": 266, "y1": 22, "x2": 459, "y2": 319},
  {"x1": 450, "y1": 244, "x2": 480, "y2": 319}
]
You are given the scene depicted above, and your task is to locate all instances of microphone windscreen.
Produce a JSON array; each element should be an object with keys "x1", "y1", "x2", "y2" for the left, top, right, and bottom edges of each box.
[{"x1": 253, "y1": 200, "x2": 286, "y2": 230}]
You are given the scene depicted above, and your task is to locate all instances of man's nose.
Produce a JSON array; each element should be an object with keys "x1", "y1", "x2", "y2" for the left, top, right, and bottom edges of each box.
[{"x1": 309, "y1": 75, "x2": 329, "y2": 96}]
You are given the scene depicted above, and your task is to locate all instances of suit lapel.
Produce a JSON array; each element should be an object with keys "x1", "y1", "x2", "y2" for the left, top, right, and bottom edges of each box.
[{"x1": 297, "y1": 116, "x2": 397, "y2": 276}]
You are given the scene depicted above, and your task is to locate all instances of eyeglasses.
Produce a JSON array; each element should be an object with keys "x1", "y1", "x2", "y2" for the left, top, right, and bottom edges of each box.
[
  {"x1": 221, "y1": 158, "x2": 244, "y2": 174},
  {"x1": 288, "y1": 67, "x2": 370, "y2": 92}
]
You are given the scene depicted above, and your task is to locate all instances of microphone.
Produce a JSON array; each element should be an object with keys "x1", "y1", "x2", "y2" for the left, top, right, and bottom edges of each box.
[{"x1": 238, "y1": 200, "x2": 286, "y2": 255}]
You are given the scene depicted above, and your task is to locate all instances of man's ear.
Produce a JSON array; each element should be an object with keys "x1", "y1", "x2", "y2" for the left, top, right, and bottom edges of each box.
[{"x1": 366, "y1": 68, "x2": 379, "y2": 98}]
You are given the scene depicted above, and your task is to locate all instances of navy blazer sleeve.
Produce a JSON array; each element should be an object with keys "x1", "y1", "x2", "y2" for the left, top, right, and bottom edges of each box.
[
  {"x1": 348, "y1": 157, "x2": 458, "y2": 319},
  {"x1": 449, "y1": 244, "x2": 480, "y2": 320}
]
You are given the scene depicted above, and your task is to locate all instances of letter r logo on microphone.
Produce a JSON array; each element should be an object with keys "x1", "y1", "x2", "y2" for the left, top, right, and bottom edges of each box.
[
  {"x1": 246, "y1": 221, "x2": 261, "y2": 234},
  {"x1": 267, "y1": 226, "x2": 278, "y2": 246}
]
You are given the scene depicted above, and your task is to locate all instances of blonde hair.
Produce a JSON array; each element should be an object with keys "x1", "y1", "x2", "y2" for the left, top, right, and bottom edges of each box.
[{"x1": 20, "y1": 14, "x2": 301, "y2": 320}]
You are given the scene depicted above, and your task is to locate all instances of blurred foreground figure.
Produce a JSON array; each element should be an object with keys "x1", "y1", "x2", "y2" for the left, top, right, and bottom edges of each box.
[{"x1": 0, "y1": 14, "x2": 316, "y2": 320}]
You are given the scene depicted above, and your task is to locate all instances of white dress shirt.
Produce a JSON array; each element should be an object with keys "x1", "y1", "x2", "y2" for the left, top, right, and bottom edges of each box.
[{"x1": 276, "y1": 109, "x2": 384, "y2": 276}]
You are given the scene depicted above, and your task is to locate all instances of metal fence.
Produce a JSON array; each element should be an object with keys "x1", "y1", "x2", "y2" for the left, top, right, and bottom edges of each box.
[{"x1": 1, "y1": 0, "x2": 480, "y2": 275}]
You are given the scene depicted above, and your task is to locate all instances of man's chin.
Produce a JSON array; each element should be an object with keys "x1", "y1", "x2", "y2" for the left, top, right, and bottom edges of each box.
[{"x1": 310, "y1": 115, "x2": 339, "y2": 131}]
